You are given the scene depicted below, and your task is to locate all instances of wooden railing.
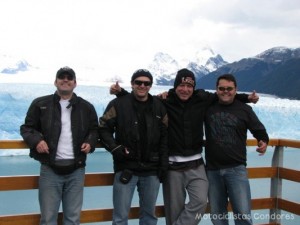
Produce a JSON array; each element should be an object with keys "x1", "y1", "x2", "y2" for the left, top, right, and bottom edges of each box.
[{"x1": 0, "y1": 139, "x2": 300, "y2": 225}]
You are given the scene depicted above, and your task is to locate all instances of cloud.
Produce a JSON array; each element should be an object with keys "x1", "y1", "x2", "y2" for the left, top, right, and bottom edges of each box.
[{"x1": 0, "y1": 0, "x2": 299, "y2": 82}]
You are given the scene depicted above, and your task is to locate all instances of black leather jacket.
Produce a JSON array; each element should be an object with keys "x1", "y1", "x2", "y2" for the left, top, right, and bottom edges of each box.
[
  {"x1": 99, "y1": 93, "x2": 168, "y2": 173},
  {"x1": 20, "y1": 92, "x2": 99, "y2": 167},
  {"x1": 164, "y1": 88, "x2": 250, "y2": 157},
  {"x1": 112, "y1": 88, "x2": 249, "y2": 159}
]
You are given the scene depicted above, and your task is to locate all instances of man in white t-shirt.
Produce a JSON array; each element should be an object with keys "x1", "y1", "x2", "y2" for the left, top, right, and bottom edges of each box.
[{"x1": 20, "y1": 67, "x2": 99, "y2": 225}]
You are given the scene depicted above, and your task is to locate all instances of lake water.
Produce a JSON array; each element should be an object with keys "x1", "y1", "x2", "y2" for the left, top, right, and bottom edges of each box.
[{"x1": 0, "y1": 146, "x2": 299, "y2": 225}]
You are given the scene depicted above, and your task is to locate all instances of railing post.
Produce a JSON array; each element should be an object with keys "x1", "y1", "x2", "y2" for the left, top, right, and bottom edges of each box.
[{"x1": 269, "y1": 145, "x2": 283, "y2": 224}]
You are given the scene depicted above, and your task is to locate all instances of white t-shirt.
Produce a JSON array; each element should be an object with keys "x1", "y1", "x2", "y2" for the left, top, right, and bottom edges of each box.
[
  {"x1": 169, "y1": 153, "x2": 202, "y2": 163},
  {"x1": 56, "y1": 99, "x2": 74, "y2": 160}
]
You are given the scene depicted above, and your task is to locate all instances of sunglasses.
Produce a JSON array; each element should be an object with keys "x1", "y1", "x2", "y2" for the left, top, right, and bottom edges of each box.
[
  {"x1": 218, "y1": 86, "x2": 235, "y2": 92},
  {"x1": 57, "y1": 74, "x2": 74, "y2": 81},
  {"x1": 134, "y1": 80, "x2": 152, "y2": 86}
]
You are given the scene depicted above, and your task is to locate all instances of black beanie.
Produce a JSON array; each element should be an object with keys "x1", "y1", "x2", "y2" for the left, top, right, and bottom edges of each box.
[
  {"x1": 131, "y1": 69, "x2": 153, "y2": 83},
  {"x1": 174, "y1": 68, "x2": 195, "y2": 89}
]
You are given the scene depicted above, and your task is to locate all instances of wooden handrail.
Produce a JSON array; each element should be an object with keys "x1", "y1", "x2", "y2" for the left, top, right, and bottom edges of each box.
[
  {"x1": 0, "y1": 173, "x2": 114, "y2": 191},
  {"x1": 1, "y1": 138, "x2": 296, "y2": 150},
  {"x1": 278, "y1": 198, "x2": 300, "y2": 215},
  {"x1": 0, "y1": 140, "x2": 28, "y2": 149},
  {"x1": 1, "y1": 138, "x2": 300, "y2": 225},
  {"x1": 278, "y1": 139, "x2": 300, "y2": 148},
  {"x1": 0, "y1": 166, "x2": 286, "y2": 192},
  {"x1": 278, "y1": 167, "x2": 300, "y2": 183},
  {"x1": 248, "y1": 167, "x2": 277, "y2": 179}
]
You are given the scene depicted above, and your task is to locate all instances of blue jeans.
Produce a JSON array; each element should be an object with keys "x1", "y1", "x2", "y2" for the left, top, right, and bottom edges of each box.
[
  {"x1": 39, "y1": 164, "x2": 85, "y2": 225},
  {"x1": 207, "y1": 165, "x2": 252, "y2": 225},
  {"x1": 112, "y1": 171, "x2": 160, "y2": 225}
]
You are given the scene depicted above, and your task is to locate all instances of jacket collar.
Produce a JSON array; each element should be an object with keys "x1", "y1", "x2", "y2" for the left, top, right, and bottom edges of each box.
[{"x1": 54, "y1": 91, "x2": 78, "y2": 108}]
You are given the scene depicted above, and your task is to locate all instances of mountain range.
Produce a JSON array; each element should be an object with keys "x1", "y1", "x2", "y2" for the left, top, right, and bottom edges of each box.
[
  {"x1": 148, "y1": 47, "x2": 228, "y2": 86},
  {"x1": 196, "y1": 47, "x2": 300, "y2": 99},
  {"x1": 1, "y1": 46, "x2": 299, "y2": 99},
  {"x1": 149, "y1": 46, "x2": 300, "y2": 100}
]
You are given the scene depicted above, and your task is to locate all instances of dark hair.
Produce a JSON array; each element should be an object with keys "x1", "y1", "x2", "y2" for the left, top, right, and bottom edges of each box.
[{"x1": 216, "y1": 74, "x2": 237, "y2": 87}]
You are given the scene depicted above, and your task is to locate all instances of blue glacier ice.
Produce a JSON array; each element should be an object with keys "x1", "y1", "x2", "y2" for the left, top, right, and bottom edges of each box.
[{"x1": 1, "y1": 83, "x2": 300, "y2": 140}]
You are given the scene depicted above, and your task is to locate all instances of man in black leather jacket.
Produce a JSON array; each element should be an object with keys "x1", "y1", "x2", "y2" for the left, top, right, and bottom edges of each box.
[
  {"x1": 99, "y1": 69, "x2": 168, "y2": 225},
  {"x1": 20, "y1": 66, "x2": 99, "y2": 225}
]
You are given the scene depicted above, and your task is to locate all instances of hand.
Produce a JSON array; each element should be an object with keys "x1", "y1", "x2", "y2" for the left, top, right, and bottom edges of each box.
[
  {"x1": 112, "y1": 145, "x2": 130, "y2": 161},
  {"x1": 36, "y1": 140, "x2": 49, "y2": 154},
  {"x1": 157, "y1": 91, "x2": 168, "y2": 99},
  {"x1": 158, "y1": 168, "x2": 168, "y2": 183},
  {"x1": 81, "y1": 143, "x2": 91, "y2": 154},
  {"x1": 110, "y1": 81, "x2": 121, "y2": 95},
  {"x1": 256, "y1": 140, "x2": 267, "y2": 156},
  {"x1": 248, "y1": 90, "x2": 259, "y2": 104}
]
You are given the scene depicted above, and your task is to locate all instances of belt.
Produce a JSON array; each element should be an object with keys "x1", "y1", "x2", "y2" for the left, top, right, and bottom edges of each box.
[{"x1": 168, "y1": 158, "x2": 204, "y2": 171}]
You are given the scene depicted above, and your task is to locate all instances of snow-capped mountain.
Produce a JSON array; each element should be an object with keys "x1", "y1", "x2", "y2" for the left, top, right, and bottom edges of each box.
[
  {"x1": 148, "y1": 47, "x2": 227, "y2": 85},
  {"x1": 255, "y1": 46, "x2": 300, "y2": 63},
  {"x1": 0, "y1": 47, "x2": 227, "y2": 86},
  {"x1": 2, "y1": 46, "x2": 299, "y2": 99},
  {"x1": 147, "y1": 52, "x2": 179, "y2": 86},
  {"x1": 192, "y1": 48, "x2": 227, "y2": 71},
  {"x1": 0, "y1": 54, "x2": 31, "y2": 74},
  {"x1": 198, "y1": 46, "x2": 300, "y2": 99}
]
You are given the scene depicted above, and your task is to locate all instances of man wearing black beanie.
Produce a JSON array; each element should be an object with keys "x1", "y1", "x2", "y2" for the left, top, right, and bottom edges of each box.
[
  {"x1": 173, "y1": 68, "x2": 196, "y2": 90},
  {"x1": 109, "y1": 68, "x2": 259, "y2": 225}
]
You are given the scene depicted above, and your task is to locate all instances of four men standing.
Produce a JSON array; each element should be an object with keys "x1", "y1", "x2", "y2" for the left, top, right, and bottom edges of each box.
[{"x1": 20, "y1": 67, "x2": 268, "y2": 225}]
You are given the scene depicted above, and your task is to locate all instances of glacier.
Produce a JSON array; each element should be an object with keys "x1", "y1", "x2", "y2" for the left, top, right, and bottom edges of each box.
[{"x1": 0, "y1": 82, "x2": 300, "y2": 151}]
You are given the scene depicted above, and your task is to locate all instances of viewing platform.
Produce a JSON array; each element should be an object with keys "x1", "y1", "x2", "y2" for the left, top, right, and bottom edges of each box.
[{"x1": 0, "y1": 139, "x2": 300, "y2": 225}]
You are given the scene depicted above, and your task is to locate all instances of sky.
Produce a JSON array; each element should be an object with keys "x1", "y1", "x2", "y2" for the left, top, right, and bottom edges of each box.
[{"x1": 1, "y1": 0, "x2": 300, "y2": 84}]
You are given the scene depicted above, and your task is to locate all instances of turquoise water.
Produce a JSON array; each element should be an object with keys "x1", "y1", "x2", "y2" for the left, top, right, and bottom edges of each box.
[{"x1": 0, "y1": 147, "x2": 299, "y2": 225}]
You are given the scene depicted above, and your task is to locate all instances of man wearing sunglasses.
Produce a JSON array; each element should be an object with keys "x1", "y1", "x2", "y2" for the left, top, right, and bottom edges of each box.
[
  {"x1": 99, "y1": 69, "x2": 168, "y2": 225},
  {"x1": 20, "y1": 66, "x2": 99, "y2": 225},
  {"x1": 205, "y1": 74, "x2": 269, "y2": 225},
  {"x1": 109, "y1": 68, "x2": 258, "y2": 225}
]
